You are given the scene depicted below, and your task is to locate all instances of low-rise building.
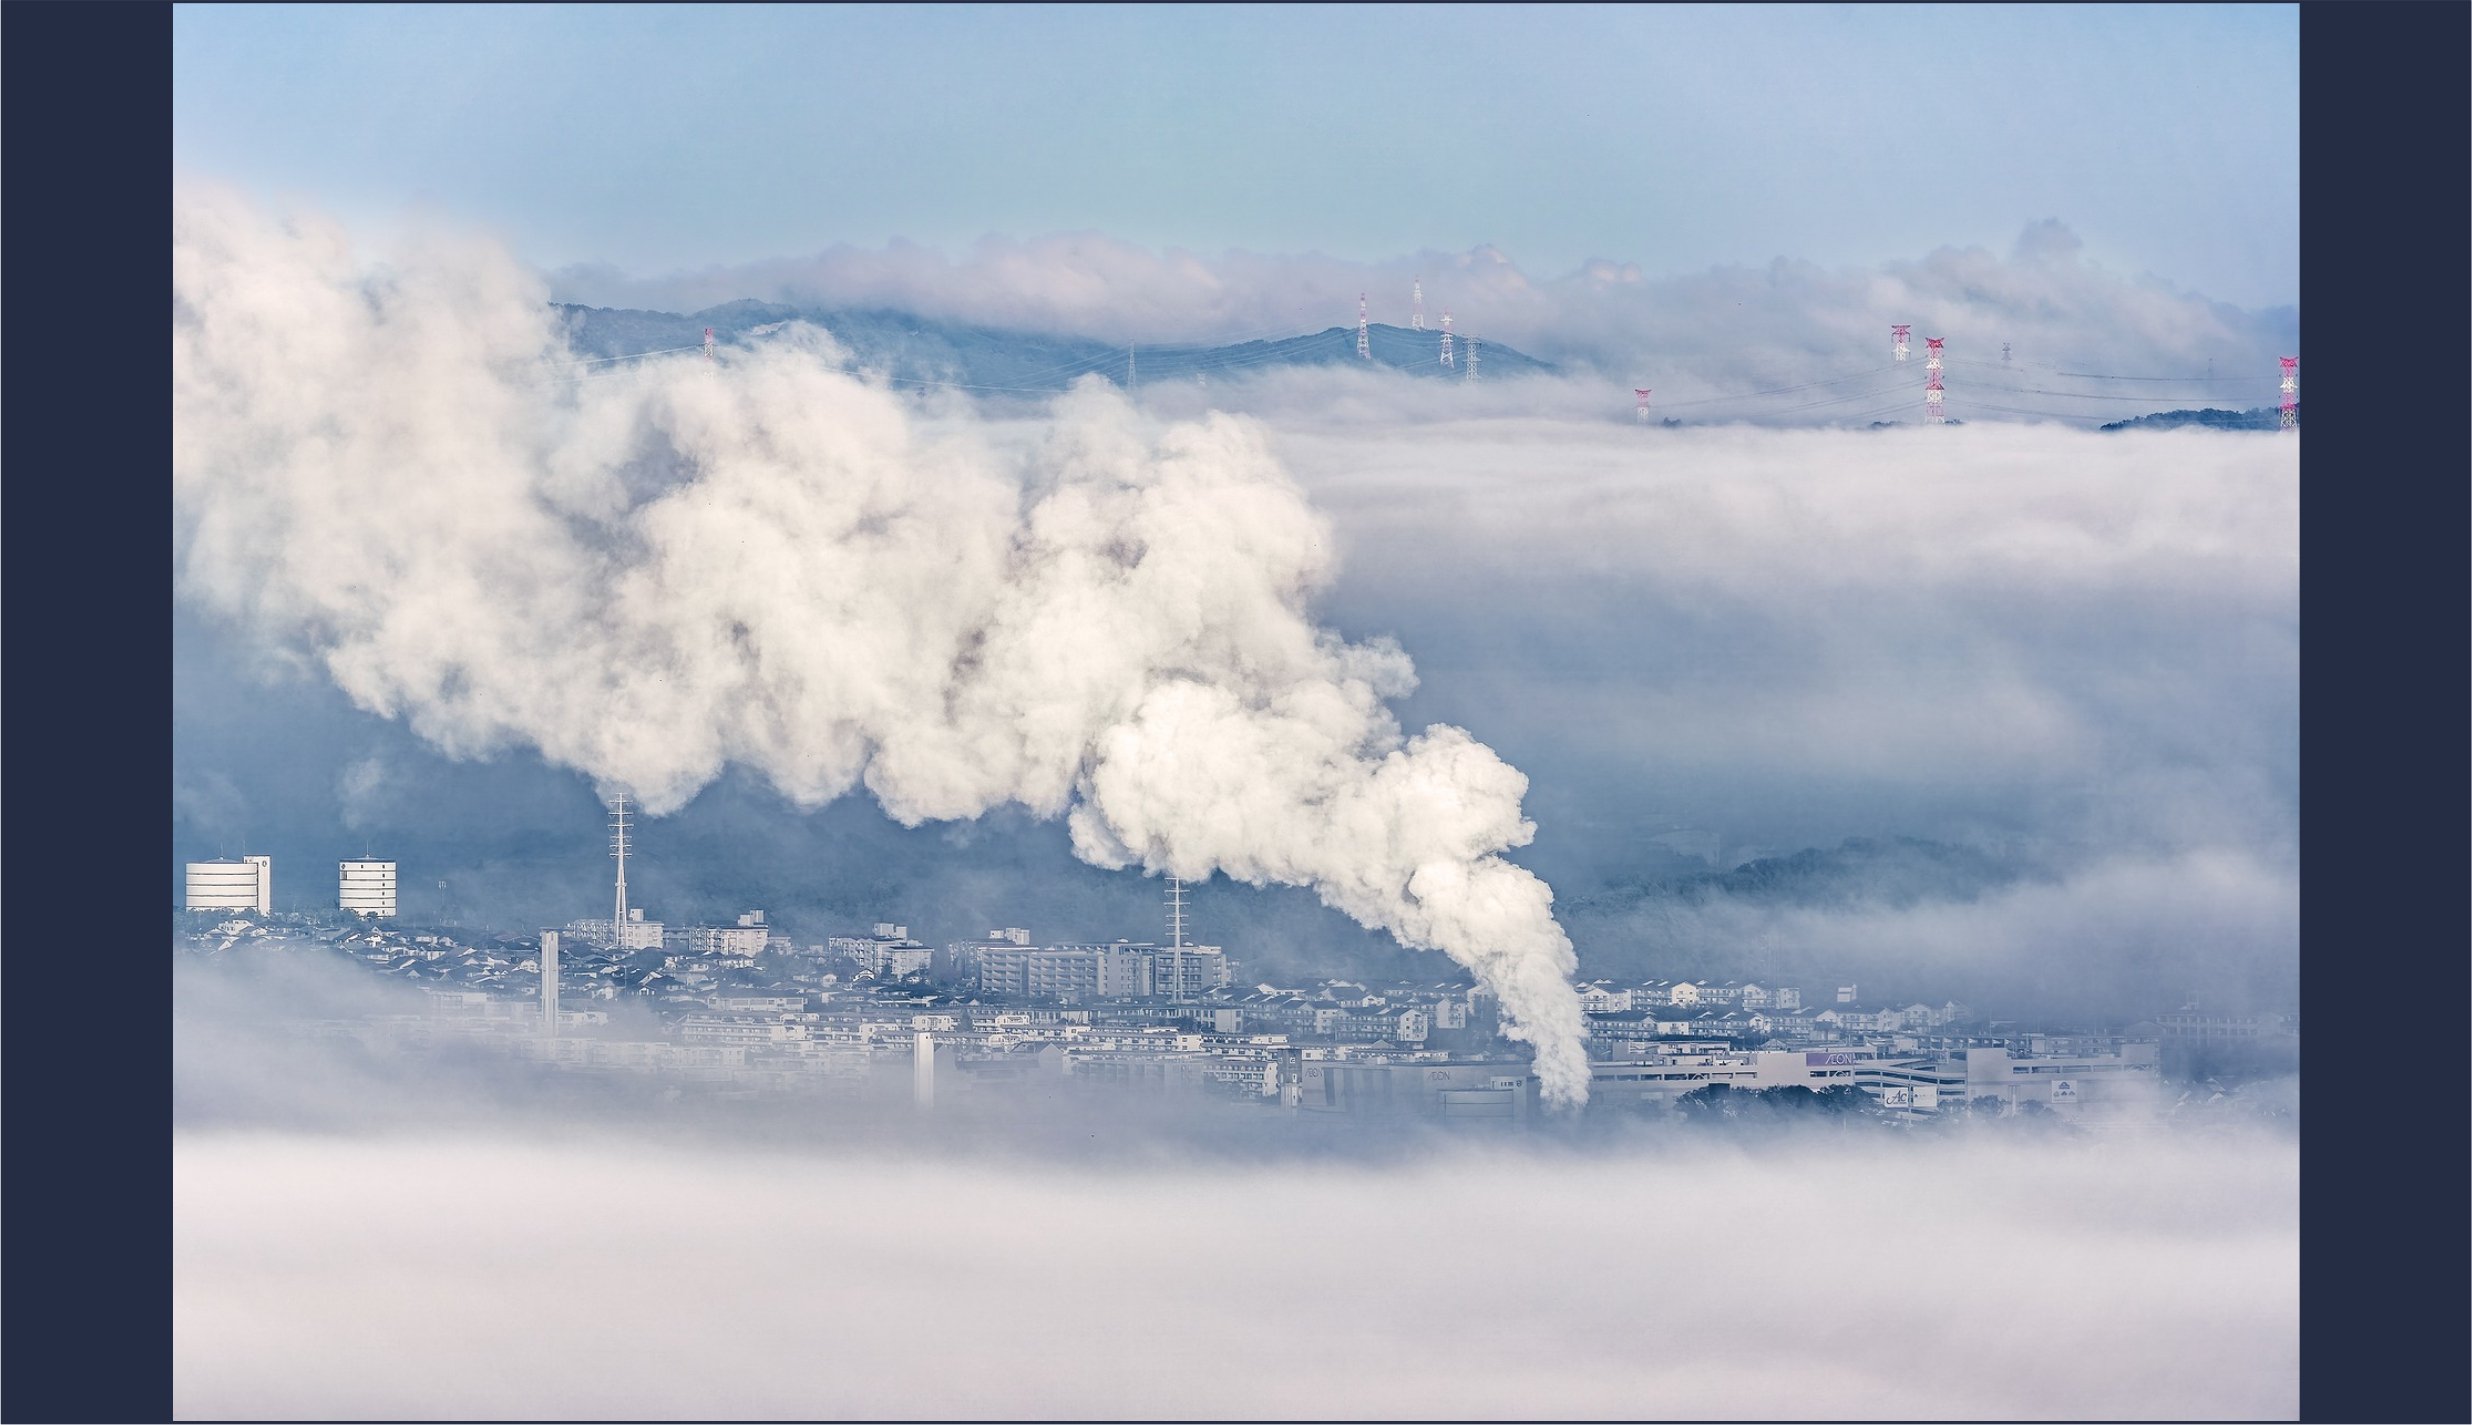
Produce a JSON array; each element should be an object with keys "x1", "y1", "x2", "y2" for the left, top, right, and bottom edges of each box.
[
  {"x1": 566, "y1": 908, "x2": 666, "y2": 950},
  {"x1": 680, "y1": 1015, "x2": 809, "y2": 1047},
  {"x1": 830, "y1": 923, "x2": 934, "y2": 976},
  {"x1": 1578, "y1": 983, "x2": 1634, "y2": 1014},
  {"x1": 1953, "y1": 1042, "x2": 2164, "y2": 1119},
  {"x1": 687, "y1": 911, "x2": 773, "y2": 959},
  {"x1": 1153, "y1": 945, "x2": 1233, "y2": 999}
]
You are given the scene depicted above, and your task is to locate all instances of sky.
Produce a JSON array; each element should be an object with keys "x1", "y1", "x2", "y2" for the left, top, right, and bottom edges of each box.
[
  {"x1": 171, "y1": 15, "x2": 2304, "y2": 1415},
  {"x1": 173, "y1": 3, "x2": 2300, "y2": 310}
]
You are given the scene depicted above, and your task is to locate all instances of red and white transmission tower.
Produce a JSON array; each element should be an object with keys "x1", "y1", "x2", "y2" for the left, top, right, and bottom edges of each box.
[
  {"x1": 1412, "y1": 278, "x2": 1425, "y2": 331},
  {"x1": 1892, "y1": 324, "x2": 1911, "y2": 362},
  {"x1": 1634, "y1": 388, "x2": 1653, "y2": 423},
  {"x1": 703, "y1": 327, "x2": 715, "y2": 361},
  {"x1": 1924, "y1": 337, "x2": 1946, "y2": 424},
  {"x1": 1439, "y1": 311, "x2": 1454, "y2": 368},
  {"x1": 2280, "y1": 357, "x2": 2298, "y2": 430},
  {"x1": 1357, "y1": 294, "x2": 1371, "y2": 359}
]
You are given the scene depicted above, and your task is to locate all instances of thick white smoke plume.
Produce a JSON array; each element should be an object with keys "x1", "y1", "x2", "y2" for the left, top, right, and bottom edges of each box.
[{"x1": 171, "y1": 191, "x2": 1591, "y2": 1102}]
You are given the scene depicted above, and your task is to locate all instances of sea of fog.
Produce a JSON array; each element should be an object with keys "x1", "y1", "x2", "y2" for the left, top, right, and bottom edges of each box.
[
  {"x1": 175, "y1": 954, "x2": 2297, "y2": 1422},
  {"x1": 175, "y1": 1122, "x2": 2296, "y2": 1421}
]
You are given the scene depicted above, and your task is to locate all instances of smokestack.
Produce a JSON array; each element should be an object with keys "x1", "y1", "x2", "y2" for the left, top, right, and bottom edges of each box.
[{"x1": 169, "y1": 191, "x2": 1596, "y2": 1105}]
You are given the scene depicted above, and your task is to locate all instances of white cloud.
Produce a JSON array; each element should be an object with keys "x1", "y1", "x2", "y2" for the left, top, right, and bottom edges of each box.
[
  {"x1": 172, "y1": 189, "x2": 2298, "y2": 1056},
  {"x1": 172, "y1": 188, "x2": 1593, "y2": 1100},
  {"x1": 549, "y1": 221, "x2": 2298, "y2": 411},
  {"x1": 174, "y1": 1127, "x2": 2298, "y2": 1421}
]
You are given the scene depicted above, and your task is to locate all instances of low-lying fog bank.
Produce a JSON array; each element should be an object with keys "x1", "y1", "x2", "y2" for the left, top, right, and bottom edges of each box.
[{"x1": 175, "y1": 1121, "x2": 2295, "y2": 1421}]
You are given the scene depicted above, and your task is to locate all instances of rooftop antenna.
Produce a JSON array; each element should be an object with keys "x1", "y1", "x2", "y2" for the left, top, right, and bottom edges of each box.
[
  {"x1": 1411, "y1": 278, "x2": 1425, "y2": 331},
  {"x1": 610, "y1": 793, "x2": 632, "y2": 937},
  {"x1": 1924, "y1": 337, "x2": 1946, "y2": 424},
  {"x1": 1439, "y1": 311, "x2": 1455, "y2": 368},
  {"x1": 1166, "y1": 875, "x2": 1188, "y2": 949},
  {"x1": 1357, "y1": 294, "x2": 1371, "y2": 359},
  {"x1": 1891, "y1": 324, "x2": 1911, "y2": 362}
]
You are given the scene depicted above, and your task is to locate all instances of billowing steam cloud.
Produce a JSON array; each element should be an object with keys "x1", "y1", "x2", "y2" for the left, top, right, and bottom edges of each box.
[{"x1": 171, "y1": 190, "x2": 1591, "y2": 1102}]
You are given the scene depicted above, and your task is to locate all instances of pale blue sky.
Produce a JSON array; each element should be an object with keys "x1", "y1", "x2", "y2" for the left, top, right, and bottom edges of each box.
[{"x1": 175, "y1": 3, "x2": 2297, "y2": 311}]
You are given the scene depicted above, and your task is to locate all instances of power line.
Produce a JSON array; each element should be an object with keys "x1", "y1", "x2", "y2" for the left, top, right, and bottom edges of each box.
[
  {"x1": 548, "y1": 326, "x2": 2296, "y2": 429},
  {"x1": 1955, "y1": 381, "x2": 2277, "y2": 404},
  {"x1": 1653, "y1": 363, "x2": 1903, "y2": 410}
]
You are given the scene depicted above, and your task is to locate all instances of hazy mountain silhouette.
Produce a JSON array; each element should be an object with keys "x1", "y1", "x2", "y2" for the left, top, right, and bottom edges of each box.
[{"x1": 553, "y1": 301, "x2": 1554, "y2": 391}]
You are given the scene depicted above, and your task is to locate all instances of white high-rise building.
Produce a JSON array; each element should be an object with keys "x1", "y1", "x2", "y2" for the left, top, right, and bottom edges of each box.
[
  {"x1": 339, "y1": 859, "x2": 397, "y2": 918},
  {"x1": 540, "y1": 930, "x2": 561, "y2": 1037},
  {"x1": 185, "y1": 855, "x2": 271, "y2": 914}
]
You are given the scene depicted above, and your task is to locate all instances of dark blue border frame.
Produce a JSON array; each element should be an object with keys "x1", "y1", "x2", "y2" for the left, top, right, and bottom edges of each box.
[
  {"x1": 3, "y1": 4, "x2": 175, "y2": 1422},
  {"x1": 2297, "y1": 5, "x2": 2470, "y2": 1423}
]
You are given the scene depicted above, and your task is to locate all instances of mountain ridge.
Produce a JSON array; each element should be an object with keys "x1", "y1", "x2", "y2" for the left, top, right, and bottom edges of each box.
[{"x1": 553, "y1": 300, "x2": 1555, "y2": 391}]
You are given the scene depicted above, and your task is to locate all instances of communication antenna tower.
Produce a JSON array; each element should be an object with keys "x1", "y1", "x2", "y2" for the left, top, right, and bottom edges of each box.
[
  {"x1": 703, "y1": 327, "x2": 715, "y2": 361},
  {"x1": 1166, "y1": 876, "x2": 1188, "y2": 949},
  {"x1": 1439, "y1": 311, "x2": 1455, "y2": 368},
  {"x1": 1411, "y1": 278, "x2": 1425, "y2": 331},
  {"x1": 1127, "y1": 345, "x2": 1136, "y2": 389},
  {"x1": 1891, "y1": 324, "x2": 1911, "y2": 362},
  {"x1": 1357, "y1": 294, "x2": 1371, "y2": 359},
  {"x1": 1465, "y1": 333, "x2": 1478, "y2": 382},
  {"x1": 2279, "y1": 357, "x2": 2298, "y2": 430},
  {"x1": 1634, "y1": 388, "x2": 1653, "y2": 423},
  {"x1": 1924, "y1": 337, "x2": 1946, "y2": 424},
  {"x1": 609, "y1": 793, "x2": 632, "y2": 935}
]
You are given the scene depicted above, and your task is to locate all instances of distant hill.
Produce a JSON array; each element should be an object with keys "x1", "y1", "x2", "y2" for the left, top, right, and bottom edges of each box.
[
  {"x1": 2099, "y1": 406, "x2": 2284, "y2": 433},
  {"x1": 551, "y1": 301, "x2": 1553, "y2": 391},
  {"x1": 1564, "y1": 836, "x2": 2034, "y2": 919},
  {"x1": 1545, "y1": 836, "x2": 2045, "y2": 991},
  {"x1": 1655, "y1": 837, "x2": 2029, "y2": 910}
]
